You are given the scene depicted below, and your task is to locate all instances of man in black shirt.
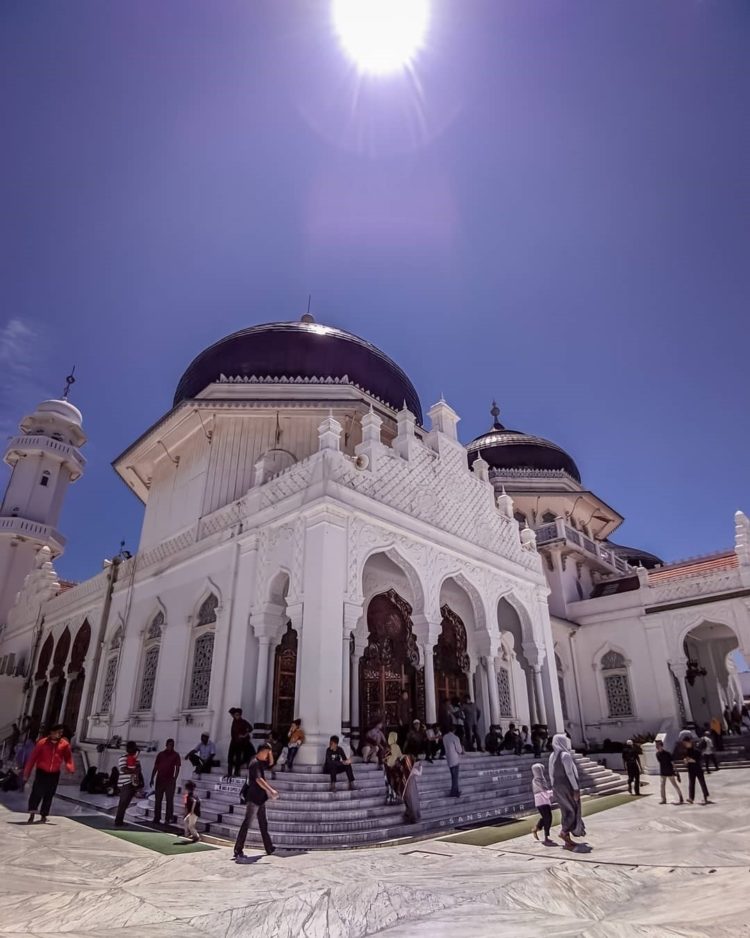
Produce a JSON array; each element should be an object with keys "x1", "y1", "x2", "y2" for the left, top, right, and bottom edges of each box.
[
  {"x1": 233, "y1": 744, "x2": 278, "y2": 861},
  {"x1": 655, "y1": 740, "x2": 684, "y2": 804},
  {"x1": 228, "y1": 708, "x2": 254, "y2": 778},
  {"x1": 622, "y1": 739, "x2": 642, "y2": 796},
  {"x1": 324, "y1": 735, "x2": 356, "y2": 791}
]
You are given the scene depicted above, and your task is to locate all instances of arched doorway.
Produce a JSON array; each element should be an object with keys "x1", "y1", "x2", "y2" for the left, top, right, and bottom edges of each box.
[
  {"x1": 272, "y1": 622, "x2": 298, "y2": 731},
  {"x1": 63, "y1": 620, "x2": 91, "y2": 734},
  {"x1": 434, "y1": 604, "x2": 470, "y2": 709},
  {"x1": 683, "y1": 621, "x2": 741, "y2": 729},
  {"x1": 360, "y1": 590, "x2": 422, "y2": 732}
]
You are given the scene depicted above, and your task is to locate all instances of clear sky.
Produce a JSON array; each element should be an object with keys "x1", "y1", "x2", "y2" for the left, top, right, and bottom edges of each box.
[{"x1": 1, "y1": 1, "x2": 748, "y2": 583}]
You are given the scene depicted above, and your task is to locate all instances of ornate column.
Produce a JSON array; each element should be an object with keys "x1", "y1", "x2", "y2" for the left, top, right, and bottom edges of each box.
[
  {"x1": 341, "y1": 602, "x2": 362, "y2": 742},
  {"x1": 40, "y1": 680, "x2": 57, "y2": 728},
  {"x1": 254, "y1": 637, "x2": 272, "y2": 728},
  {"x1": 350, "y1": 637, "x2": 366, "y2": 749},
  {"x1": 249, "y1": 601, "x2": 286, "y2": 735},
  {"x1": 485, "y1": 656, "x2": 501, "y2": 728},
  {"x1": 288, "y1": 602, "x2": 304, "y2": 718},
  {"x1": 57, "y1": 678, "x2": 73, "y2": 726},
  {"x1": 669, "y1": 660, "x2": 694, "y2": 724},
  {"x1": 412, "y1": 614, "x2": 441, "y2": 726},
  {"x1": 532, "y1": 666, "x2": 547, "y2": 725}
]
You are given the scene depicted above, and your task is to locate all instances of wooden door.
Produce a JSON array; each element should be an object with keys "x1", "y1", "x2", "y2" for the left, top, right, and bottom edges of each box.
[
  {"x1": 434, "y1": 604, "x2": 470, "y2": 709},
  {"x1": 272, "y1": 623, "x2": 297, "y2": 731}
]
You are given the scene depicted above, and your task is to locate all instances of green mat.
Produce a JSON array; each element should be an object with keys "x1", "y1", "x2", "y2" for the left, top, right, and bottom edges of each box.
[
  {"x1": 440, "y1": 792, "x2": 635, "y2": 847},
  {"x1": 71, "y1": 814, "x2": 218, "y2": 855}
]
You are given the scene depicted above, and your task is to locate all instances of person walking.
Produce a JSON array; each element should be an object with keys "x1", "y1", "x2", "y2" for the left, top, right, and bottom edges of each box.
[
  {"x1": 679, "y1": 735, "x2": 712, "y2": 805},
  {"x1": 182, "y1": 780, "x2": 201, "y2": 843},
  {"x1": 443, "y1": 726, "x2": 463, "y2": 797},
  {"x1": 228, "y1": 708, "x2": 253, "y2": 777},
  {"x1": 655, "y1": 740, "x2": 684, "y2": 804},
  {"x1": 622, "y1": 739, "x2": 642, "y2": 795},
  {"x1": 234, "y1": 743, "x2": 278, "y2": 861},
  {"x1": 24, "y1": 724, "x2": 75, "y2": 823},
  {"x1": 324, "y1": 735, "x2": 356, "y2": 791},
  {"x1": 531, "y1": 762, "x2": 555, "y2": 845},
  {"x1": 114, "y1": 741, "x2": 143, "y2": 826},
  {"x1": 185, "y1": 733, "x2": 216, "y2": 775},
  {"x1": 284, "y1": 719, "x2": 305, "y2": 772},
  {"x1": 450, "y1": 697, "x2": 466, "y2": 745},
  {"x1": 461, "y1": 695, "x2": 483, "y2": 752},
  {"x1": 394, "y1": 753, "x2": 423, "y2": 823},
  {"x1": 700, "y1": 731, "x2": 719, "y2": 773},
  {"x1": 150, "y1": 738, "x2": 181, "y2": 826},
  {"x1": 549, "y1": 733, "x2": 585, "y2": 851}
]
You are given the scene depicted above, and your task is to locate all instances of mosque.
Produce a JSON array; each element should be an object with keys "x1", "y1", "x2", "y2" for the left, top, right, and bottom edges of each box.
[{"x1": 0, "y1": 315, "x2": 748, "y2": 771}]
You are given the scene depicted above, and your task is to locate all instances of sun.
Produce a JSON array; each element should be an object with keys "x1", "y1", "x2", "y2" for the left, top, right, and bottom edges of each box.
[{"x1": 331, "y1": 0, "x2": 430, "y2": 75}]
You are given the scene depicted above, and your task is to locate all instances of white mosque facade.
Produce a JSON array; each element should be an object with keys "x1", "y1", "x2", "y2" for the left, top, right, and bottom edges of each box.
[{"x1": 0, "y1": 317, "x2": 748, "y2": 771}]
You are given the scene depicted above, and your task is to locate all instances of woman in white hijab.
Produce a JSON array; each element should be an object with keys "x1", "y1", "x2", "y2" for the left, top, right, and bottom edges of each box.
[
  {"x1": 548, "y1": 733, "x2": 585, "y2": 849},
  {"x1": 531, "y1": 763, "x2": 554, "y2": 844}
]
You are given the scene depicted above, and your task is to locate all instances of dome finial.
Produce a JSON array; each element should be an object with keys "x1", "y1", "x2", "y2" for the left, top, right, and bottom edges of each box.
[
  {"x1": 301, "y1": 294, "x2": 315, "y2": 324},
  {"x1": 62, "y1": 366, "x2": 76, "y2": 400},
  {"x1": 490, "y1": 399, "x2": 502, "y2": 430}
]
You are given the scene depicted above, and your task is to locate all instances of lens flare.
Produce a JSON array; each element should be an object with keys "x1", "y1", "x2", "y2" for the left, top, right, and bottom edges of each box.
[{"x1": 332, "y1": 0, "x2": 430, "y2": 75}]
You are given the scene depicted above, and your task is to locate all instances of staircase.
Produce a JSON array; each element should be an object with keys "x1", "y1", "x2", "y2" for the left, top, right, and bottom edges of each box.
[
  {"x1": 707, "y1": 732, "x2": 750, "y2": 769},
  {"x1": 126, "y1": 751, "x2": 626, "y2": 850}
]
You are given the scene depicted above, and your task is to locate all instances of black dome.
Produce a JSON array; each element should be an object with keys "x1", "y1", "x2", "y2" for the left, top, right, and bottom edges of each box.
[
  {"x1": 607, "y1": 542, "x2": 663, "y2": 570},
  {"x1": 466, "y1": 404, "x2": 581, "y2": 483},
  {"x1": 174, "y1": 319, "x2": 423, "y2": 423}
]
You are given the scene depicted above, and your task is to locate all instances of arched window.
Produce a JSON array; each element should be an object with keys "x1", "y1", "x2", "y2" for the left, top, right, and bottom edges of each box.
[
  {"x1": 542, "y1": 511, "x2": 556, "y2": 524},
  {"x1": 188, "y1": 595, "x2": 217, "y2": 709},
  {"x1": 100, "y1": 627, "x2": 122, "y2": 714},
  {"x1": 496, "y1": 667, "x2": 513, "y2": 718},
  {"x1": 136, "y1": 612, "x2": 163, "y2": 711},
  {"x1": 601, "y1": 650, "x2": 633, "y2": 718}
]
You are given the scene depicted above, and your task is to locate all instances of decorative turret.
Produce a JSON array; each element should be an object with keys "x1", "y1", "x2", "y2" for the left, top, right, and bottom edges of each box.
[{"x1": 0, "y1": 382, "x2": 86, "y2": 624}]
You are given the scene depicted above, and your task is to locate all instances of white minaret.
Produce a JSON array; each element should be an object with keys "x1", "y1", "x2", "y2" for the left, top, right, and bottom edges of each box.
[{"x1": 0, "y1": 382, "x2": 85, "y2": 625}]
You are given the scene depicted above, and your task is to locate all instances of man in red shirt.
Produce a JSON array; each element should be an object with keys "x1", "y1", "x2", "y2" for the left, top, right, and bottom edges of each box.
[
  {"x1": 24, "y1": 724, "x2": 75, "y2": 823},
  {"x1": 149, "y1": 738, "x2": 181, "y2": 826}
]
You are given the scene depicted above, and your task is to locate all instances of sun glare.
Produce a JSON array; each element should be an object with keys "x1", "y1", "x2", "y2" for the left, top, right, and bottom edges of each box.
[{"x1": 331, "y1": 0, "x2": 430, "y2": 75}]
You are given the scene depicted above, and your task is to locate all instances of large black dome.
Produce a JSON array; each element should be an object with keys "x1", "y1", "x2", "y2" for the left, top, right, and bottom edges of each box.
[
  {"x1": 467, "y1": 404, "x2": 581, "y2": 482},
  {"x1": 174, "y1": 318, "x2": 423, "y2": 423}
]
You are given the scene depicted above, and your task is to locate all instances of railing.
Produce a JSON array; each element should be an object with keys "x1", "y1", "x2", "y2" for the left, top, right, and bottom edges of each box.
[
  {"x1": 0, "y1": 516, "x2": 66, "y2": 548},
  {"x1": 534, "y1": 519, "x2": 630, "y2": 575},
  {"x1": 5, "y1": 435, "x2": 86, "y2": 469}
]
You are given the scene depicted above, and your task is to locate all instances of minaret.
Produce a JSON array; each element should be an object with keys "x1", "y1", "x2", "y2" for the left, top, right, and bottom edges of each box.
[{"x1": 0, "y1": 375, "x2": 85, "y2": 624}]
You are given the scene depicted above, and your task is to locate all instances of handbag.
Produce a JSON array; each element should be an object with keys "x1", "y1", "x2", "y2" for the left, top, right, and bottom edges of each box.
[{"x1": 239, "y1": 782, "x2": 249, "y2": 804}]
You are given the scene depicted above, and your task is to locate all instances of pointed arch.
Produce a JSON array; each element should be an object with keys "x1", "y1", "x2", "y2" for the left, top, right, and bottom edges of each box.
[
  {"x1": 595, "y1": 644, "x2": 634, "y2": 719},
  {"x1": 359, "y1": 545, "x2": 428, "y2": 619},
  {"x1": 135, "y1": 608, "x2": 165, "y2": 711},
  {"x1": 51, "y1": 626, "x2": 71, "y2": 679},
  {"x1": 35, "y1": 634, "x2": 54, "y2": 680},
  {"x1": 186, "y1": 591, "x2": 219, "y2": 710}
]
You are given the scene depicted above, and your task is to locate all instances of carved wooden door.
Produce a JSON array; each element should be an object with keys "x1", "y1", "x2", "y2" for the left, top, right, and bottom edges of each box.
[
  {"x1": 272, "y1": 623, "x2": 298, "y2": 731},
  {"x1": 434, "y1": 604, "x2": 470, "y2": 708}
]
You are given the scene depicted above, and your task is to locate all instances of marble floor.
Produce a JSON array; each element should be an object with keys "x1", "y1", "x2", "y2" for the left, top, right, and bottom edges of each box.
[{"x1": 2, "y1": 768, "x2": 750, "y2": 937}]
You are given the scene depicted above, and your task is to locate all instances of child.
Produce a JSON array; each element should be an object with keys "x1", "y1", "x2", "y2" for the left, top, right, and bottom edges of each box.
[
  {"x1": 531, "y1": 762, "x2": 554, "y2": 845},
  {"x1": 183, "y1": 780, "x2": 201, "y2": 842}
]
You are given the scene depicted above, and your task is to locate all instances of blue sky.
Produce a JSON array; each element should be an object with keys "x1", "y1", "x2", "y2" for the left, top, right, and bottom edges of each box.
[{"x1": 1, "y1": 1, "x2": 748, "y2": 583}]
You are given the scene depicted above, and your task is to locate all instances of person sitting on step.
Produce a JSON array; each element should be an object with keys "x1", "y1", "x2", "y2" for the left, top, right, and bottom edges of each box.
[
  {"x1": 403, "y1": 720, "x2": 427, "y2": 759},
  {"x1": 361, "y1": 720, "x2": 387, "y2": 766},
  {"x1": 185, "y1": 733, "x2": 216, "y2": 775},
  {"x1": 284, "y1": 719, "x2": 305, "y2": 772},
  {"x1": 324, "y1": 735, "x2": 356, "y2": 792}
]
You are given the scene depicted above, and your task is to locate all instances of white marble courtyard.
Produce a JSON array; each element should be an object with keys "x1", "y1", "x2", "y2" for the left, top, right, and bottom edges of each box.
[{"x1": 1, "y1": 769, "x2": 750, "y2": 937}]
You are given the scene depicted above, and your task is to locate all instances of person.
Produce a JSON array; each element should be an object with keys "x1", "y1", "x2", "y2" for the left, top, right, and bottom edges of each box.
[
  {"x1": 404, "y1": 720, "x2": 427, "y2": 758},
  {"x1": 731, "y1": 704, "x2": 742, "y2": 735},
  {"x1": 722, "y1": 706, "x2": 732, "y2": 735},
  {"x1": 710, "y1": 716, "x2": 725, "y2": 751},
  {"x1": 443, "y1": 725, "x2": 463, "y2": 797},
  {"x1": 361, "y1": 720, "x2": 387, "y2": 765},
  {"x1": 461, "y1": 695, "x2": 482, "y2": 752},
  {"x1": 655, "y1": 740, "x2": 684, "y2": 804},
  {"x1": 451, "y1": 697, "x2": 466, "y2": 745},
  {"x1": 182, "y1": 780, "x2": 201, "y2": 842},
  {"x1": 383, "y1": 732, "x2": 402, "y2": 804},
  {"x1": 24, "y1": 724, "x2": 75, "y2": 823},
  {"x1": 485, "y1": 726, "x2": 501, "y2": 756},
  {"x1": 185, "y1": 733, "x2": 216, "y2": 775},
  {"x1": 228, "y1": 708, "x2": 253, "y2": 777},
  {"x1": 268, "y1": 730, "x2": 285, "y2": 779},
  {"x1": 438, "y1": 698, "x2": 454, "y2": 733},
  {"x1": 531, "y1": 762, "x2": 555, "y2": 845},
  {"x1": 397, "y1": 691, "x2": 411, "y2": 748},
  {"x1": 678, "y1": 734, "x2": 711, "y2": 805},
  {"x1": 425, "y1": 724, "x2": 443, "y2": 762},
  {"x1": 114, "y1": 741, "x2": 143, "y2": 826},
  {"x1": 532, "y1": 725, "x2": 547, "y2": 758},
  {"x1": 700, "y1": 730, "x2": 719, "y2": 773},
  {"x1": 504, "y1": 723, "x2": 522, "y2": 756},
  {"x1": 521, "y1": 725, "x2": 532, "y2": 753},
  {"x1": 549, "y1": 733, "x2": 585, "y2": 850},
  {"x1": 15, "y1": 734, "x2": 35, "y2": 781},
  {"x1": 622, "y1": 739, "x2": 642, "y2": 796},
  {"x1": 284, "y1": 719, "x2": 305, "y2": 772},
  {"x1": 150, "y1": 738, "x2": 181, "y2": 826},
  {"x1": 234, "y1": 743, "x2": 278, "y2": 861},
  {"x1": 324, "y1": 735, "x2": 356, "y2": 791},
  {"x1": 742, "y1": 704, "x2": 750, "y2": 733},
  {"x1": 393, "y1": 753, "x2": 423, "y2": 823},
  {"x1": 8, "y1": 722, "x2": 20, "y2": 756}
]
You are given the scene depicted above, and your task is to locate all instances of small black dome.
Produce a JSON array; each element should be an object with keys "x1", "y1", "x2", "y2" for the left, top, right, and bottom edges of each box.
[
  {"x1": 174, "y1": 319, "x2": 422, "y2": 422},
  {"x1": 466, "y1": 403, "x2": 581, "y2": 482},
  {"x1": 607, "y1": 542, "x2": 663, "y2": 569}
]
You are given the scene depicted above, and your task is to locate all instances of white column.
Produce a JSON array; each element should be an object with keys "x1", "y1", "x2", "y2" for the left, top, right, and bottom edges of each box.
[
  {"x1": 341, "y1": 637, "x2": 351, "y2": 738},
  {"x1": 294, "y1": 509, "x2": 347, "y2": 764},
  {"x1": 670, "y1": 661, "x2": 694, "y2": 724},
  {"x1": 350, "y1": 642, "x2": 363, "y2": 748},
  {"x1": 486, "y1": 656, "x2": 501, "y2": 727},
  {"x1": 533, "y1": 666, "x2": 547, "y2": 725},
  {"x1": 254, "y1": 637, "x2": 272, "y2": 728},
  {"x1": 57, "y1": 678, "x2": 72, "y2": 726},
  {"x1": 423, "y1": 642, "x2": 437, "y2": 724},
  {"x1": 40, "y1": 680, "x2": 56, "y2": 727},
  {"x1": 265, "y1": 641, "x2": 276, "y2": 728}
]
